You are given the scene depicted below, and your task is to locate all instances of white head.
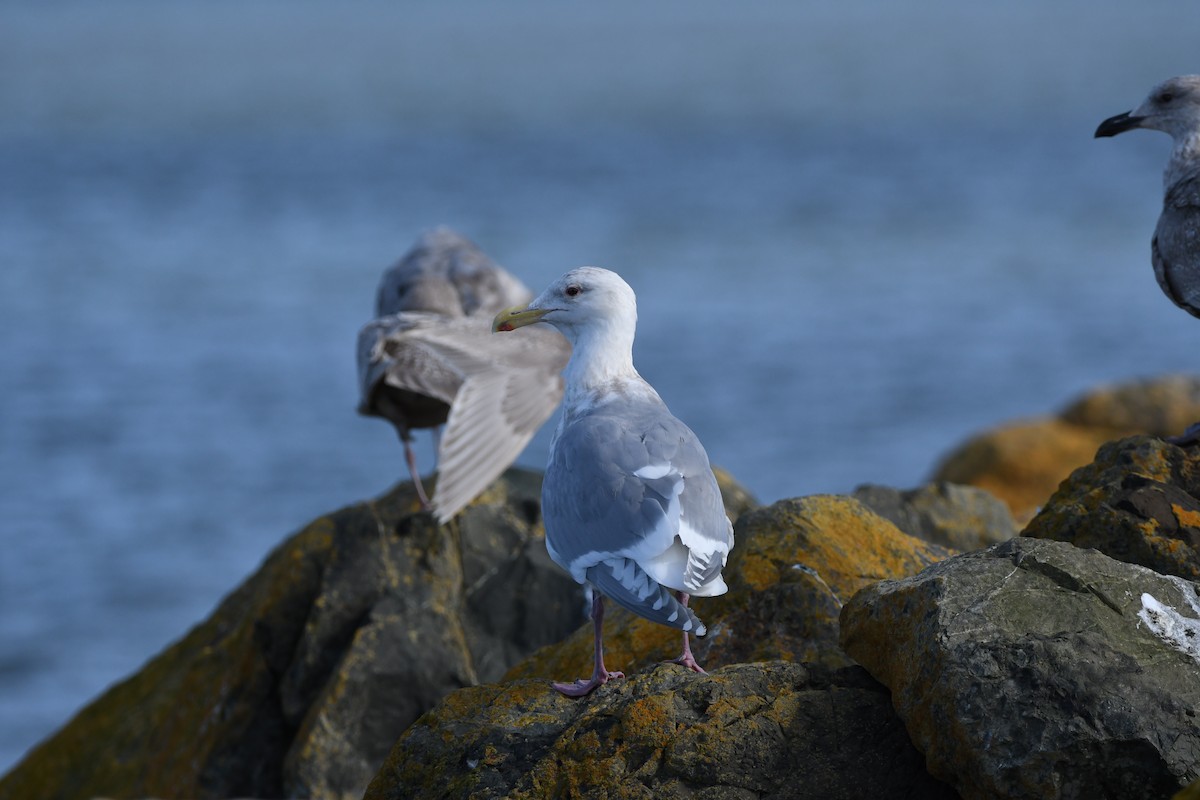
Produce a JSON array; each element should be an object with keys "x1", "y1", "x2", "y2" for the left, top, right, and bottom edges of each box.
[
  {"x1": 1096, "y1": 75, "x2": 1200, "y2": 142},
  {"x1": 493, "y1": 267, "x2": 642, "y2": 393},
  {"x1": 493, "y1": 267, "x2": 638, "y2": 344}
]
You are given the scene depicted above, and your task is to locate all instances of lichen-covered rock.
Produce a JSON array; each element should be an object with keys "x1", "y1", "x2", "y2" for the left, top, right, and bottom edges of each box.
[
  {"x1": 840, "y1": 537, "x2": 1200, "y2": 800},
  {"x1": 0, "y1": 470, "x2": 582, "y2": 800},
  {"x1": 1059, "y1": 375, "x2": 1200, "y2": 435},
  {"x1": 0, "y1": 467, "x2": 755, "y2": 800},
  {"x1": 711, "y1": 465, "x2": 760, "y2": 523},
  {"x1": 1024, "y1": 435, "x2": 1200, "y2": 581},
  {"x1": 931, "y1": 417, "x2": 1107, "y2": 524},
  {"x1": 852, "y1": 482, "x2": 1018, "y2": 551},
  {"x1": 931, "y1": 374, "x2": 1200, "y2": 523},
  {"x1": 505, "y1": 495, "x2": 951, "y2": 684},
  {"x1": 365, "y1": 661, "x2": 960, "y2": 800}
]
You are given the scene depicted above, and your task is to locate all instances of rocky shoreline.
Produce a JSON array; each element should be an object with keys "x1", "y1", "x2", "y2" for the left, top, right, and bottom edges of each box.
[{"x1": 4, "y1": 375, "x2": 1200, "y2": 800}]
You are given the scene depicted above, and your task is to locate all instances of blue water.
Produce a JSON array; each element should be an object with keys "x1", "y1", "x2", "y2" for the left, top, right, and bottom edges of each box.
[{"x1": 4, "y1": 0, "x2": 1200, "y2": 774}]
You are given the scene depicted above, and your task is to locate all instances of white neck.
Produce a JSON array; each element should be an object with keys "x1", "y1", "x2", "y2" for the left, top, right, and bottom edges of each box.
[{"x1": 560, "y1": 317, "x2": 641, "y2": 405}]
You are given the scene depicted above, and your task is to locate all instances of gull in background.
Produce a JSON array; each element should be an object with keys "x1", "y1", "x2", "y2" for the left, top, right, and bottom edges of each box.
[
  {"x1": 1097, "y1": 75, "x2": 1200, "y2": 443},
  {"x1": 357, "y1": 228, "x2": 569, "y2": 521}
]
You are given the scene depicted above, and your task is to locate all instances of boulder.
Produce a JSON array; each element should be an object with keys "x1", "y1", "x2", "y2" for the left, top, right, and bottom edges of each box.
[
  {"x1": 1059, "y1": 375, "x2": 1200, "y2": 434},
  {"x1": 365, "y1": 660, "x2": 960, "y2": 800},
  {"x1": 0, "y1": 466, "x2": 754, "y2": 800},
  {"x1": 852, "y1": 482, "x2": 1018, "y2": 551},
  {"x1": 505, "y1": 495, "x2": 951, "y2": 684},
  {"x1": 0, "y1": 471, "x2": 578, "y2": 800},
  {"x1": 2, "y1": 465, "x2": 758, "y2": 800},
  {"x1": 840, "y1": 537, "x2": 1200, "y2": 800},
  {"x1": 931, "y1": 374, "x2": 1200, "y2": 523},
  {"x1": 1024, "y1": 435, "x2": 1200, "y2": 581}
]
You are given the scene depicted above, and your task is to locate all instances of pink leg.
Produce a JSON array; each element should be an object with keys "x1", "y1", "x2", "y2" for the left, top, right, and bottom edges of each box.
[
  {"x1": 552, "y1": 593, "x2": 625, "y2": 697},
  {"x1": 668, "y1": 592, "x2": 706, "y2": 674},
  {"x1": 402, "y1": 436, "x2": 432, "y2": 510}
]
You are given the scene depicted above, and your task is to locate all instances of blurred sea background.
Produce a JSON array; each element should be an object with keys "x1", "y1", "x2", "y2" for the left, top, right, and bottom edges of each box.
[{"x1": 3, "y1": 0, "x2": 1200, "y2": 772}]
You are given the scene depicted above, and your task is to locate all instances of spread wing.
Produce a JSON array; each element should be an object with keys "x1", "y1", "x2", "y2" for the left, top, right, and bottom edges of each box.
[
  {"x1": 542, "y1": 401, "x2": 734, "y2": 633},
  {"x1": 410, "y1": 319, "x2": 569, "y2": 523},
  {"x1": 356, "y1": 313, "x2": 463, "y2": 417}
]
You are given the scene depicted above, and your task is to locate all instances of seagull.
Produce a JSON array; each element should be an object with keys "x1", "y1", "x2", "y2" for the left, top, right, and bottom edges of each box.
[
  {"x1": 374, "y1": 227, "x2": 534, "y2": 320},
  {"x1": 1097, "y1": 75, "x2": 1200, "y2": 443},
  {"x1": 357, "y1": 229, "x2": 569, "y2": 521},
  {"x1": 493, "y1": 267, "x2": 734, "y2": 697}
]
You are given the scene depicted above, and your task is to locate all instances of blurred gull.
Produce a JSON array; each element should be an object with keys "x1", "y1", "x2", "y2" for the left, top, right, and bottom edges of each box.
[
  {"x1": 357, "y1": 228, "x2": 569, "y2": 521},
  {"x1": 1097, "y1": 75, "x2": 1200, "y2": 442},
  {"x1": 494, "y1": 267, "x2": 734, "y2": 697}
]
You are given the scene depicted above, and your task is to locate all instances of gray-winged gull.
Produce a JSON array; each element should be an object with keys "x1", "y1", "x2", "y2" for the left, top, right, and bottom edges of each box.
[
  {"x1": 357, "y1": 229, "x2": 570, "y2": 521},
  {"x1": 493, "y1": 267, "x2": 734, "y2": 696},
  {"x1": 374, "y1": 226, "x2": 534, "y2": 319},
  {"x1": 1096, "y1": 76, "x2": 1200, "y2": 442}
]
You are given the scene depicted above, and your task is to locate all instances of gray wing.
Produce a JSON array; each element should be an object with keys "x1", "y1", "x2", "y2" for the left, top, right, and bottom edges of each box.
[
  {"x1": 542, "y1": 402, "x2": 734, "y2": 631},
  {"x1": 375, "y1": 227, "x2": 532, "y2": 317},
  {"x1": 586, "y1": 558, "x2": 705, "y2": 634},
  {"x1": 1154, "y1": 177, "x2": 1200, "y2": 319},
  {"x1": 356, "y1": 313, "x2": 463, "y2": 417},
  {"x1": 409, "y1": 318, "x2": 569, "y2": 523}
]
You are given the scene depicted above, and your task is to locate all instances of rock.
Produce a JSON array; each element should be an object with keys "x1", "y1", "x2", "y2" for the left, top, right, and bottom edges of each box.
[
  {"x1": 1059, "y1": 375, "x2": 1200, "y2": 435},
  {"x1": 0, "y1": 466, "x2": 755, "y2": 800},
  {"x1": 364, "y1": 661, "x2": 961, "y2": 800},
  {"x1": 1024, "y1": 435, "x2": 1200, "y2": 581},
  {"x1": 931, "y1": 374, "x2": 1200, "y2": 523},
  {"x1": 1177, "y1": 778, "x2": 1200, "y2": 800},
  {"x1": 0, "y1": 471, "x2": 581, "y2": 800},
  {"x1": 840, "y1": 537, "x2": 1200, "y2": 800},
  {"x1": 505, "y1": 495, "x2": 951, "y2": 684},
  {"x1": 931, "y1": 417, "x2": 1110, "y2": 525},
  {"x1": 852, "y1": 482, "x2": 1018, "y2": 551},
  {"x1": 711, "y1": 465, "x2": 760, "y2": 524}
]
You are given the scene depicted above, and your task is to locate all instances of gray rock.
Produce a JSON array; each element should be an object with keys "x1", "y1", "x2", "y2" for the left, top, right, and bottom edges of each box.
[
  {"x1": 0, "y1": 470, "x2": 583, "y2": 800},
  {"x1": 279, "y1": 470, "x2": 586, "y2": 800},
  {"x1": 0, "y1": 467, "x2": 758, "y2": 800},
  {"x1": 841, "y1": 537, "x2": 1200, "y2": 800},
  {"x1": 852, "y1": 482, "x2": 1018, "y2": 551}
]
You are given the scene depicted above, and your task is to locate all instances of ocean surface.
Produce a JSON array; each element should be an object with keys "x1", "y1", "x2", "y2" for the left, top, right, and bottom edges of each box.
[{"x1": 4, "y1": 0, "x2": 1200, "y2": 773}]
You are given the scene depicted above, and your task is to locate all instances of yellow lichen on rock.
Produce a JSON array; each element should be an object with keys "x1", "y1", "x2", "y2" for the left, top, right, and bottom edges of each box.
[
  {"x1": 933, "y1": 418, "x2": 1107, "y2": 524},
  {"x1": 505, "y1": 495, "x2": 953, "y2": 684},
  {"x1": 726, "y1": 496, "x2": 950, "y2": 602},
  {"x1": 1172, "y1": 504, "x2": 1200, "y2": 530},
  {"x1": 366, "y1": 662, "x2": 958, "y2": 800},
  {"x1": 932, "y1": 375, "x2": 1200, "y2": 523},
  {"x1": 1024, "y1": 435, "x2": 1200, "y2": 581}
]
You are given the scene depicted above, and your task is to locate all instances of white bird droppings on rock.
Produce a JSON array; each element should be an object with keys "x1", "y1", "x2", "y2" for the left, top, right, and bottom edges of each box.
[{"x1": 1138, "y1": 585, "x2": 1200, "y2": 664}]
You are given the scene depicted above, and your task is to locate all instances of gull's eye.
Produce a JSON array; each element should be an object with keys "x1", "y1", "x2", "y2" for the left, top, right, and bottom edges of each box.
[
  {"x1": 564, "y1": 284, "x2": 582, "y2": 297},
  {"x1": 1157, "y1": 91, "x2": 1176, "y2": 104}
]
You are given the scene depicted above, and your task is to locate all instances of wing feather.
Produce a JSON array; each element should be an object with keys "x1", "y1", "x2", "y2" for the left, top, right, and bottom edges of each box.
[
  {"x1": 1153, "y1": 189, "x2": 1200, "y2": 318},
  {"x1": 586, "y1": 558, "x2": 705, "y2": 634},
  {"x1": 416, "y1": 322, "x2": 568, "y2": 522},
  {"x1": 542, "y1": 397, "x2": 733, "y2": 607},
  {"x1": 356, "y1": 313, "x2": 465, "y2": 414}
]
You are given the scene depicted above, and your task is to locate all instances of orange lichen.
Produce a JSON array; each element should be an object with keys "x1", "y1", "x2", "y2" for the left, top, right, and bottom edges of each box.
[
  {"x1": 619, "y1": 695, "x2": 677, "y2": 748},
  {"x1": 933, "y1": 417, "x2": 1111, "y2": 522},
  {"x1": 1172, "y1": 505, "x2": 1200, "y2": 530}
]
